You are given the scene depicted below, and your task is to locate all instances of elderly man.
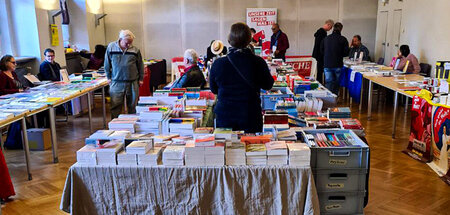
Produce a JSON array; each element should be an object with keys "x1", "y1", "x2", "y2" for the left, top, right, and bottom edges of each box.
[
  {"x1": 349, "y1": 35, "x2": 370, "y2": 61},
  {"x1": 104, "y1": 30, "x2": 144, "y2": 119},
  {"x1": 270, "y1": 23, "x2": 289, "y2": 61},
  {"x1": 171, "y1": 49, "x2": 206, "y2": 89},
  {"x1": 312, "y1": 19, "x2": 334, "y2": 83}
]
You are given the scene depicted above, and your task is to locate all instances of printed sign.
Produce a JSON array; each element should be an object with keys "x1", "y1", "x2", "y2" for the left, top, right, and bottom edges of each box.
[
  {"x1": 246, "y1": 8, "x2": 277, "y2": 56},
  {"x1": 285, "y1": 56, "x2": 315, "y2": 77},
  {"x1": 431, "y1": 106, "x2": 450, "y2": 180},
  {"x1": 50, "y1": 24, "x2": 59, "y2": 46},
  {"x1": 403, "y1": 95, "x2": 433, "y2": 162}
]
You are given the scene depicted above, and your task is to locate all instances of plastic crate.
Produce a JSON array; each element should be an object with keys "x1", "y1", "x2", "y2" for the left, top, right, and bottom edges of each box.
[
  {"x1": 318, "y1": 191, "x2": 365, "y2": 215},
  {"x1": 300, "y1": 129, "x2": 369, "y2": 169},
  {"x1": 313, "y1": 168, "x2": 367, "y2": 192},
  {"x1": 261, "y1": 87, "x2": 293, "y2": 110}
]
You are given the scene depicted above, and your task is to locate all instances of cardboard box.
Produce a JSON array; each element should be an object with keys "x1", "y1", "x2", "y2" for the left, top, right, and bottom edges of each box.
[{"x1": 27, "y1": 128, "x2": 51, "y2": 151}]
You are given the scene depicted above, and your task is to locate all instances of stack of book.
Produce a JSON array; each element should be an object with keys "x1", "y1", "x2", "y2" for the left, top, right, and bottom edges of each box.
[
  {"x1": 139, "y1": 106, "x2": 170, "y2": 121},
  {"x1": 214, "y1": 128, "x2": 234, "y2": 140},
  {"x1": 76, "y1": 145, "x2": 97, "y2": 165},
  {"x1": 287, "y1": 143, "x2": 310, "y2": 166},
  {"x1": 117, "y1": 151, "x2": 137, "y2": 166},
  {"x1": 108, "y1": 130, "x2": 132, "y2": 142},
  {"x1": 277, "y1": 129, "x2": 297, "y2": 141},
  {"x1": 135, "y1": 121, "x2": 160, "y2": 134},
  {"x1": 118, "y1": 114, "x2": 139, "y2": 120},
  {"x1": 205, "y1": 142, "x2": 225, "y2": 166},
  {"x1": 184, "y1": 142, "x2": 205, "y2": 166},
  {"x1": 225, "y1": 143, "x2": 246, "y2": 165},
  {"x1": 327, "y1": 107, "x2": 351, "y2": 118},
  {"x1": 193, "y1": 127, "x2": 214, "y2": 138},
  {"x1": 96, "y1": 140, "x2": 124, "y2": 165},
  {"x1": 340, "y1": 118, "x2": 363, "y2": 130},
  {"x1": 138, "y1": 147, "x2": 163, "y2": 166},
  {"x1": 169, "y1": 118, "x2": 196, "y2": 136},
  {"x1": 241, "y1": 134, "x2": 273, "y2": 145},
  {"x1": 162, "y1": 145, "x2": 185, "y2": 166},
  {"x1": 172, "y1": 136, "x2": 192, "y2": 145},
  {"x1": 265, "y1": 141, "x2": 288, "y2": 165},
  {"x1": 153, "y1": 134, "x2": 180, "y2": 142},
  {"x1": 245, "y1": 144, "x2": 267, "y2": 165},
  {"x1": 108, "y1": 118, "x2": 137, "y2": 133},
  {"x1": 126, "y1": 140, "x2": 153, "y2": 154},
  {"x1": 194, "y1": 134, "x2": 215, "y2": 147},
  {"x1": 312, "y1": 121, "x2": 341, "y2": 129}
]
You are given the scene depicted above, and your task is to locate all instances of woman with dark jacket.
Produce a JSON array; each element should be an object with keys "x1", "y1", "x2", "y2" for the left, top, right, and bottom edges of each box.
[
  {"x1": 209, "y1": 22, "x2": 274, "y2": 133},
  {"x1": 0, "y1": 55, "x2": 17, "y2": 202}
]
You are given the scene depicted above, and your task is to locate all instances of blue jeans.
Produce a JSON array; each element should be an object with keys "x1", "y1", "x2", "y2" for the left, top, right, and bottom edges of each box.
[
  {"x1": 110, "y1": 80, "x2": 139, "y2": 119},
  {"x1": 324, "y1": 68, "x2": 342, "y2": 95}
]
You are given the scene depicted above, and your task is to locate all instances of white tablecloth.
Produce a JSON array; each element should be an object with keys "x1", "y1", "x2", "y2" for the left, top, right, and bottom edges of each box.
[{"x1": 60, "y1": 164, "x2": 320, "y2": 215}]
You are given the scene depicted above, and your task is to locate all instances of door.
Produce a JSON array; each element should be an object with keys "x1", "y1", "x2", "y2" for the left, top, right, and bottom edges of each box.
[
  {"x1": 375, "y1": 11, "x2": 389, "y2": 65},
  {"x1": 389, "y1": 9, "x2": 403, "y2": 64}
]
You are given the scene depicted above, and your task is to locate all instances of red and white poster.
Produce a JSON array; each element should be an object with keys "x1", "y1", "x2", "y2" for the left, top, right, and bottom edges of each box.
[
  {"x1": 403, "y1": 95, "x2": 433, "y2": 162},
  {"x1": 246, "y1": 8, "x2": 277, "y2": 56},
  {"x1": 428, "y1": 105, "x2": 450, "y2": 185}
]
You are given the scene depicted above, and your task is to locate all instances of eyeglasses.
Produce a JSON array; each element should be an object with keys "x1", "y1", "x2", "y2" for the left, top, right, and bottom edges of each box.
[{"x1": 9, "y1": 61, "x2": 17, "y2": 65}]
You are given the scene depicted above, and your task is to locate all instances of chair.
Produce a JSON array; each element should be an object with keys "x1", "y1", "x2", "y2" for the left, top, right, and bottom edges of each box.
[
  {"x1": 419, "y1": 63, "x2": 431, "y2": 77},
  {"x1": 377, "y1": 57, "x2": 384, "y2": 65}
]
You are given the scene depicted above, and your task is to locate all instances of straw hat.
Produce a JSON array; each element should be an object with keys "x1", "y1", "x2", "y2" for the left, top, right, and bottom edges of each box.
[{"x1": 211, "y1": 40, "x2": 224, "y2": 55}]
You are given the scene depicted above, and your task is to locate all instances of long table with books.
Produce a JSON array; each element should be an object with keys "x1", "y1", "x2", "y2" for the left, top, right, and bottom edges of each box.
[
  {"x1": 342, "y1": 61, "x2": 424, "y2": 138},
  {"x1": 0, "y1": 76, "x2": 109, "y2": 179},
  {"x1": 61, "y1": 69, "x2": 370, "y2": 214}
]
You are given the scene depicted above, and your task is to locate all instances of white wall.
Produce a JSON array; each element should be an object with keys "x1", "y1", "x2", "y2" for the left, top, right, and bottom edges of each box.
[
  {"x1": 103, "y1": 0, "x2": 378, "y2": 68},
  {"x1": 376, "y1": 0, "x2": 450, "y2": 73}
]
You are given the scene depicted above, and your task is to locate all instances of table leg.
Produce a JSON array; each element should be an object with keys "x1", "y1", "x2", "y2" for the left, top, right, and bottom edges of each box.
[
  {"x1": 102, "y1": 86, "x2": 106, "y2": 129},
  {"x1": 404, "y1": 97, "x2": 409, "y2": 113},
  {"x1": 392, "y1": 91, "x2": 399, "y2": 139},
  {"x1": 33, "y1": 115, "x2": 38, "y2": 128},
  {"x1": 49, "y1": 107, "x2": 59, "y2": 163},
  {"x1": 367, "y1": 80, "x2": 373, "y2": 120},
  {"x1": 0, "y1": 128, "x2": 4, "y2": 153},
  {"x1": 88, "y1": 92, "x2": 93, "y2": 134},
  {"x1": 359, "y1": 79, "x2": 364, "y2": 113},
  {"x1": 21, "y1": 118, "x2": 32, "y2": 180}
]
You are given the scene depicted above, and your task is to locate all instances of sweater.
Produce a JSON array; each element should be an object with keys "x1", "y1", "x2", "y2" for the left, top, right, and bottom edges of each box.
[
  {"x1": 209, "y1": 48, "x2": 274, "y2": 132},
  {"x1": 0, "y1": 71, "x2": 20, "y2": 96},
  {"x1": 104, "y1": 40, "x2": 144, "y2": 82},
  {"x1": 321, "y1": 31, "x2": 349, "y2": 68}
]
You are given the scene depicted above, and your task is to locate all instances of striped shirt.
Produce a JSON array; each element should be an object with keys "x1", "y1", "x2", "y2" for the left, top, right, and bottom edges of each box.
[{"x1": 104, "y1": 40, "x2": 144, "y2": 81}]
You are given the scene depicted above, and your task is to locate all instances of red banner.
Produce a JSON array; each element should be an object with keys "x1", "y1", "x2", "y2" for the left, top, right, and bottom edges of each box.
[
  {"x1": 403, "y1": 96, "x2": 433, "y2": 162},
  {"x1": 430, "y1": 105, "x2": 450, "y2": 184}
]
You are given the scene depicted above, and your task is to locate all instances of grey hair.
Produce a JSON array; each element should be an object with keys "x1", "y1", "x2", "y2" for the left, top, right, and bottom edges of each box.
[
  {"x1": 184, "y1": 49, "x2": 198, "y2": 64},
  {"x1": 325, "y1": 19, "x2": 334, "y2": 26},
  {"x1": 119, "y1": 30, "x2": 135, "y2": 40}
]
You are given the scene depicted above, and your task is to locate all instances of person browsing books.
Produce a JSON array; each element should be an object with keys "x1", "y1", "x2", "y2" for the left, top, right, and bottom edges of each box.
[
  {"x1": 312, "y1": 19, "x2": 334, "y2": 84},
  {"x1": 38, "y1": 48, "x2": 61, "y2": 81},
  {"x1": 104, "y1": 30, "x2": 144, "y2": 119},
  {"x1": 270, "y1": 23, "x2": 289, "y2": 62},
  {"x1": 171, "y1": 49, "x2": 206, "y2": 89},
  {"x1": 210, "y1": 22, "x2": 274, "y2": 133}
]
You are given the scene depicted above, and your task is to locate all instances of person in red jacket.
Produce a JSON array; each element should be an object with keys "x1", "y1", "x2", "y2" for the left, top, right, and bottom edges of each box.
[
  {"x1": 270, "y1": 23, "x2": 290, "y2": 61},
  {"x1": 0, "y1": 55, "x2": 18, "y2": 202}
]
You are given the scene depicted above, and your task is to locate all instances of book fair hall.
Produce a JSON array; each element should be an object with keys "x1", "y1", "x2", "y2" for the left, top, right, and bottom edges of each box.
[{"x1": 1, "y1": 0, "x2": 450, "y2": 214}]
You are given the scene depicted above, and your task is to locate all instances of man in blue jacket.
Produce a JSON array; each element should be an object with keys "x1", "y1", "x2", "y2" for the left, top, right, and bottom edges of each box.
[
  {"x1": 320, "y1": 22, "x2": 349, "y2": 95},
  {"x1": 104, "y1": 30, "x2": 144, "y2": 119}
]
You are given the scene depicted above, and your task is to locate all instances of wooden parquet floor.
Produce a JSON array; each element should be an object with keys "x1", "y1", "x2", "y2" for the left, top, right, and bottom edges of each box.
[{"x1": 1, "y1": 97, "x2": 450, "y2": 215}]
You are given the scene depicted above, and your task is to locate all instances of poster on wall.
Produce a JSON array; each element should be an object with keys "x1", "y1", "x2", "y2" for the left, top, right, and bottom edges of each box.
[
  {"x1": 403, "y1": 95, "x2": 433, "y2": 162},
  {"x1": 50, "y1": 24, "x2": 59, "y2": 46},
  {"x1": 246, "y1": 8, "x2": 277, "y2": 57},
  {"x1": 428, "y1": 105, "x2": 450, "y2": 185}
]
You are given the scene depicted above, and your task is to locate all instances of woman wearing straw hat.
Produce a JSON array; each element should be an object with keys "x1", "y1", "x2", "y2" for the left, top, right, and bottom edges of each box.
[
  {"x1": 205, "y1": 40, "x2": 228, "y2": 64},
  {"x1": 209, "y1": 22, "x2": 274, "y2": 133}
]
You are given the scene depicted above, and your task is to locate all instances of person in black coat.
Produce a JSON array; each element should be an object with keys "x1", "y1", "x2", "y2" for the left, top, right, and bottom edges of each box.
[
  {"x1": 171, "y1": 49, "x2": 206, "y2": 89},
  {"x1": 38, "y1": 48, "x2": 61, "y2": 81},
  {"x1": 320, "y1": 22, "x2": 349, "y2": 95},
  {"x1": 210, "y1": 22, "x2": 274, "y2": 133},
  {"x1": 312, "y1": 19, "x2": 334, "y2": 83}
]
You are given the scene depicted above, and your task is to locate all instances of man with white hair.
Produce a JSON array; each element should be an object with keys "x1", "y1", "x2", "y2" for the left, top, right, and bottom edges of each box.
[
  {"x1": 171, "y1": 49, "x2": 206, "y2": 89},
  {"x1": 104, "y1": 29, "x2": 144, "y2": 119}
]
